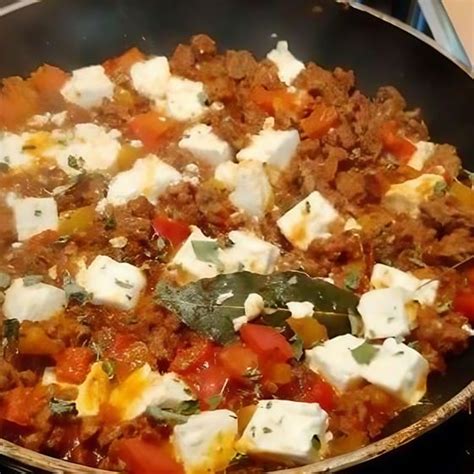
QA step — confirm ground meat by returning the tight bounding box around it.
[225,50,258,80]
[336,170,367,203]
[421,195,474,230]
[425,228,474,264]
[374,86,406,119]
[191,34,217,58]
[55,174,108,212]
[169,44,196,77]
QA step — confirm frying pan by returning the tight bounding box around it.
[0,0,473,472]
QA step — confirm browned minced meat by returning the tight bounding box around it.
[0,33,472,473]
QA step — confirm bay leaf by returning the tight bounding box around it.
[155,271,360,345]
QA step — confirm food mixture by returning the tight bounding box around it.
[0,34,473,473]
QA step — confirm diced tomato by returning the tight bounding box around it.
[190,365,229,408]
[240,324,293,362]
[453,291,474,321]
[55,347,94,384]
[379,120,417,162]
[300,102,339,139]
[170,339,216,374]
[152,215,191,248]
[117,438,184,474]
[218,343,259,380]
[29,64,68,102]
[300,378,336,411]
[108,333,138,356]
[128,111,174,151]
[1,386,46,426]
[103,47,145,77]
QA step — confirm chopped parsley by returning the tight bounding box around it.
[34,209,42,217]
[102,360,115,379]
[115,279,133,289]
[49,398,78,416]
[22,144,36,151]
[311,434,321,451]
[304,201,311,214]
[262,427,272,434]
[63,272,91,304]
[67,155,85,171]
[243,367,262,382]
[175,400,200,416]
[146,406,190,425]
[104,214,117,231]
[350,341,379,365]
[344,270,360,291]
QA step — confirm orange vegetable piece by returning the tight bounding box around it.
[1,385,46,426]
[18,324,63,355]
[450,181,474,209]
[117,143,145,171]
[287,317,328,348]
[55,347,94,384]
[58,206,95,236]
[264,362,293,385]
[250,86,296,114]
[237,404,257,434]
[103,47,145,77]
[29,64,68,101]
[128,111,174,151]
[0,77,40,129]
[300,102,339,139]
[379,120,417,162]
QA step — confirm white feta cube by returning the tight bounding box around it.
[61,65,114,109]
[12,197,58,241]
[78,255,146,310]
[237,127,300,170]
[358,287,416,339]
[287,301,314,319]
[407,141,436,171]
[148,372,195,410]
[173,410,238,474]
[166,76,208,121]
[130,56,171,101]
[76,362,111,417]
[179,124,233,167]
[305,334,365,392]
[383,174,445,218]
[221,230,280,275]
[46,123,122,175]
[277,191,340,250]
[371,263,439,306]
[3,278,66,322]
[236,399,329,464]
[266,41,305,86]
[170,226,220,283]
[103,154,182,207]
[0,132,35,169]
[361,338,429,405]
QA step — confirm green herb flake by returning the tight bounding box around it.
[49,398,78,416]
[207,394,223,410]
[351,341,379,365]
[175,399,200,416]
[394,351,405,356]
[102,360,115,379]
[243,367,262,382]
[63,272,91,305]
[3,319,19,344]
[0,272,11,290]
[262,427,272,434]
[115,279,133,289]
[191,240,224,271]
[344,271,360,291]
[22,275,43,287]
[311,434,321,451]
[0,162,10,173]
[304,201,311,214]
[265,401,272,409]
[34,209,42,217]
[104,214,117,231]
[146,406,189,425]
[67,155,85,171]
[433,180,447,197]
[291,335,304,360]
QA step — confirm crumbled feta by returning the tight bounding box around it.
[170,226,220,283]
[46,123,122,175]
[130,56,171,102]
[42,367,75,388]
[215,160,273,217]
[244,293,265,319]
[61,65,114,109]
[28,111,67,128]
[267,41,305,86]
[237,127,300,170]
[0,132,35,169]
[232,316,249,332]
[236,399,329,463]
[77,255,146,310]
[3,278,66,322]
[166,76,208,121]
[102,154,181,208]
[305,334,365,392]
[371,263,439,306]
[462,324,474,336]
[179,124,233,167]
[344,217,362,232]
[358,287,416,339]
[182,163,200,186]
[109,236,128,248]
[76,362,111,417]
[11,197,58,241]
[221,230,280,275]
[360,338,429,405]
[383,174,445,218]
[277,191,340,250]
[148,372,195,410]
[407,141,436,171]
[51,111,68,127]
[173,410,238,474]
[287,301,314,319]
[216,291,234,305]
